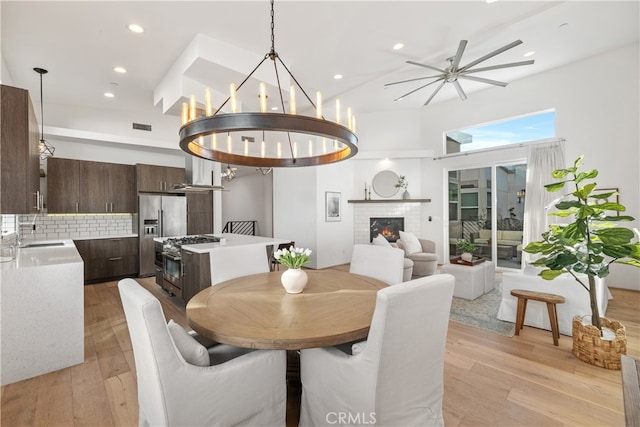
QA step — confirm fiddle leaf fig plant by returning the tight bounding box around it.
[524,156,640,332]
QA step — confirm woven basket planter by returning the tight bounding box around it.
[572,315,627,370]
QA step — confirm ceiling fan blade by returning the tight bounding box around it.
[461,60,535,74]
[457,74,508,87]
[384,74,443,87]
[423,81,446,106]
[406,60,446,73]
[450,40,468,70]
[459,40,523,72]
[394,78,444,101]
[453,81,467,101]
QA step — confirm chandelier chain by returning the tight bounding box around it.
[270,0,275,55]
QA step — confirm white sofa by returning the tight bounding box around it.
[473,229,522,246]
[497,266,611,336]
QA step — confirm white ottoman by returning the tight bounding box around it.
[441,261,495,300]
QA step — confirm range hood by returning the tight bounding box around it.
[172,156,225,191]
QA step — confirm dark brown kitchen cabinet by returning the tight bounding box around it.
[79,161,135,213]
[135,164,185,192]
[47,158,80,213]
[74,237,138,283]
[79,161,109,213]
[181,249,211,303]
[186,191,213,235]
[0,84,41,214]
[48,158,135,213]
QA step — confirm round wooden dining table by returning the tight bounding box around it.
[186,269,387,350]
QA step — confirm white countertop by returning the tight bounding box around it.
[0,240,83,270]
[72,234,138,241]
[158,233,292,254]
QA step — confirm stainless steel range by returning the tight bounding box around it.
[154,235,220,297]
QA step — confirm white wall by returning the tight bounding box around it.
[44,138,185,167]
[272,160,355,269]
[315,161,355,268]
[409,42,639,290]
[221,172,273,237]
[273,167,319,267]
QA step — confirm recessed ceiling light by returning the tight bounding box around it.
[113,66,127,74]
[128,24,144,34]
[271,106,278,111]
[523,51,535,57]
[393,43,404,50]
[333,74,343,80]
[104,92,115,98]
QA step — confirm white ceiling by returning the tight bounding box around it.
[2,1,638,127]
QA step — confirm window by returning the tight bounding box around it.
[445,110,555,155]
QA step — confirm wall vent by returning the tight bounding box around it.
[132,122,152,132]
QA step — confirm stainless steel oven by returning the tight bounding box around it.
[162,252,182,297]
[154,235,220,299]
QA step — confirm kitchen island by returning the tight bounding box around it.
[155,233,293,302]
[180,233,292,253]
[0,240,84,385]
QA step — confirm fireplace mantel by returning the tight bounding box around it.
[348,199,431,203]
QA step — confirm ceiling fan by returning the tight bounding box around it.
[385,40,535,106]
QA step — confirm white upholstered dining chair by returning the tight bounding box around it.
[209,243,270,286]
[118,278,286,426]
[299,274,455,427]
[349,243,405,286]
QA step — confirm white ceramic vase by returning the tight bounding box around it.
[281,268,308,294]
[461,252,474,262]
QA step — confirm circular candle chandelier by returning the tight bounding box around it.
[179,0,358,167]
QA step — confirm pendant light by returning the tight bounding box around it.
[178,0,358,167]
[34,67,55,160]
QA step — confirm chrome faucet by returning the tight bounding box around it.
[15,214,38,248]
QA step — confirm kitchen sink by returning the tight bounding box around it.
[20,242,65,248]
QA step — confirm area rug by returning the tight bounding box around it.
[449,286,515,337]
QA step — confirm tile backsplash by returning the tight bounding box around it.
[13,213,134,241]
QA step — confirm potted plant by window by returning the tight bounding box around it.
[456,238,477,262]
[395,175,409,199]
[524,156,640,369]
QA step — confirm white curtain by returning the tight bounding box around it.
[522,142,565,265]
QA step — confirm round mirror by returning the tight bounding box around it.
[372,170,399,198]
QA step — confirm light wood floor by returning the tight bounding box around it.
[2,272,638,426]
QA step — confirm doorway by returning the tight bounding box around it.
[448,163,526,269]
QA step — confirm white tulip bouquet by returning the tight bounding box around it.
[274,246,312,269]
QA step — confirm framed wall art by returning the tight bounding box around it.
[325,191,341,222]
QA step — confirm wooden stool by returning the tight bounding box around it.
[510,289,565,346]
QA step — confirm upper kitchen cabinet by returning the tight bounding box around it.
[136,164,185,192]
[79,161,135,213]
[0,85,41,214]
[186,191,213,235]
[48,158,135,213]
[47,158,80,213]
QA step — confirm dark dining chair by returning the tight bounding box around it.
[271,241,295,271]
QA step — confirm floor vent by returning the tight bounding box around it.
[133,122,152,131]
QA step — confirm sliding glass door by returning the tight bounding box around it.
[448,163,526,269]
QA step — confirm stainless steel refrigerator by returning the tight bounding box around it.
[138,193,187,276]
